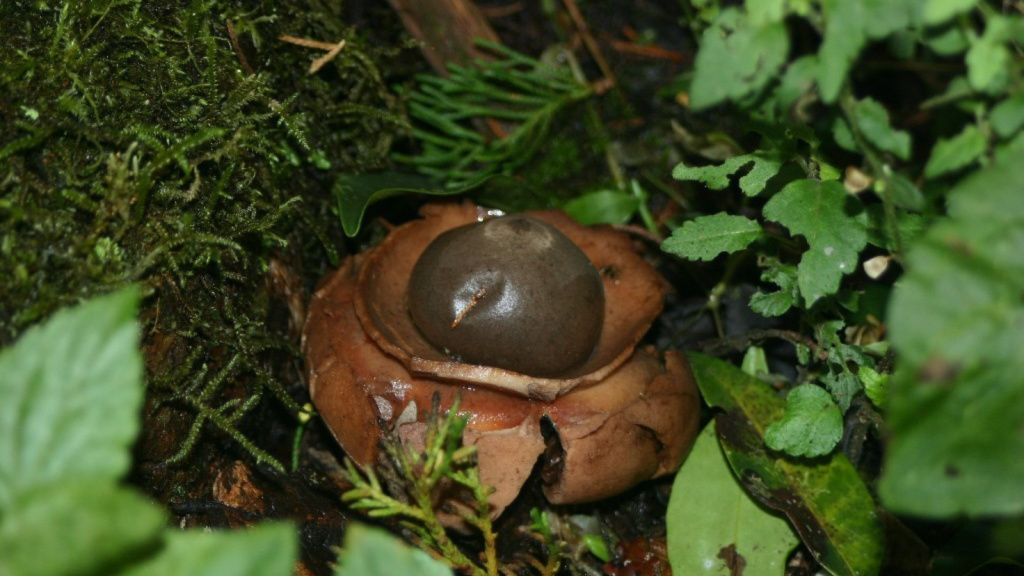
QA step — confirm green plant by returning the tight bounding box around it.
[659,0,1024,574]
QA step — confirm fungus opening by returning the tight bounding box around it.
[407,215,605,378]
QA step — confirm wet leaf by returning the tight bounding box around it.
[333,172,471,236]
[672,149,785,196]
[763,179,868,306]
[667,425,799,576]
[0,287,141,511]
[689,353,884,576]
[765,385,843,457]
[882,150,1024,517]
[662,214,762,261]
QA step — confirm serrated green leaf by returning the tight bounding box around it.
[562,190,640,225]
[689,354,884,576]
[335,524,453,576]
[859,367,889,409]
[763,179,868,306]
[334,172,473,236]
[0,287,141,511]
[821,370,862,413]
[990,93,1024,139]
[667,425,799,576]
[924,124,988,177]
[662,214,762,261]
[853,98,912,160]
[883,148,1024,517]
[924,0,977,25]
[672,150,785,196]
[690,9,790,109]
[817,0,921,101]
[0,482,166,576]
[765,385,843,458]
[966,16,1012,92]
[121,522,297,576]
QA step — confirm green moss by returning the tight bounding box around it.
[0,0,409,469]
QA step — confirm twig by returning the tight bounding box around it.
[694,328,823,359]
[226,20,254,74]
[560,0,627,106]
[278,34,347,74]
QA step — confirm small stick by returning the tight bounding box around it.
[560,0,624,103]
[226,20,254,74]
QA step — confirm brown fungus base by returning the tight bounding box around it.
[302,203,701,517]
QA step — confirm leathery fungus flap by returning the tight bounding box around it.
[302,203,701,518]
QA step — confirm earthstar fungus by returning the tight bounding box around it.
[303,202,700,517]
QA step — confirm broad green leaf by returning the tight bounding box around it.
[662,214,762,261]
[924,0,977,25]
[672,150,785,196]
[690,9,790,109]
[990,93,1024,139]
[821,370,862,413]
[0,481,165,576]
[853,98,912,160]
[924,124,987,177]
[922,23,971,55]
[667,425,799,576]
[883,150,1024,517]
[832,116,857,152]
[335,524,453,576]
[966,16,1012,92]
[562,190,639,225]
[121,522,297,576]
[746,0,787,26]
[0,287,141,511]
[333,172,471,236]
[689,353,884,576]
[750,262,799,317]
[817,0,921,101]
[765,385,843,457]
[763,180,868,306]
[773,56,820,115]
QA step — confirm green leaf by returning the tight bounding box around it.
[689,353,885,576]
[0,287,141,511]
[817,0,921,101]
[865,205,928,251]
[662,214,762,261]
[832,116,857,152]
[762,179,868,306]
[821,370,862,413]
[672,150,785,196]
[853,98,912,160]
[880,170,926,212]
[990,93,1024,139]
[882,149,1024,517]
[859,366,889,409]
[562,190,640,225]
[966,16,1012,92]
[742,346,770,377]
[765,385,843,457]
[750,262,799,317]
[924,124,988,178]
[0,481,165,576]
[690,9,790,109]
[333,172,472,236]
[121,523,297,576]
[667,425,799,576]
[924,0,977,25]
[335,524,453,576]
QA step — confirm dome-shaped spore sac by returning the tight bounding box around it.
[408,215,605,377]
